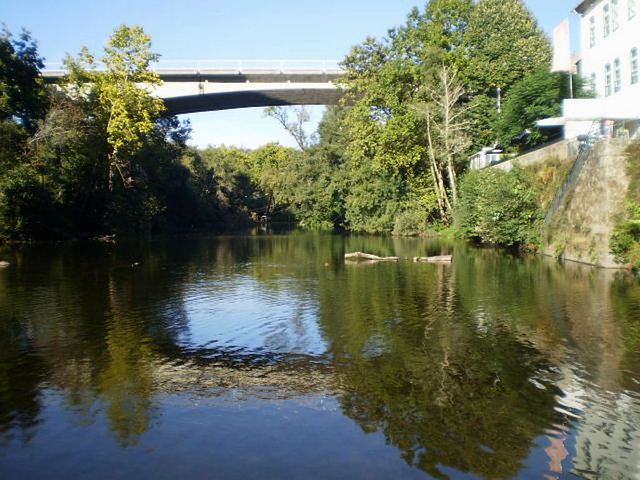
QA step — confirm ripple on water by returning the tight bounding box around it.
[552,361,640,479]
[172,275,328,359]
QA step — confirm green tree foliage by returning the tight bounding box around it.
[52,25,215,237]
[462,0,551,147]
[611,142,640,268]
[29,89,111,234]
[499,69,589,149]
[0,0,565,242]
[65,25,165,188]
[0,27,49,186]
[463,0,551,95]
[0,28,53,239]
[457,167,541,247]
[0,163,57,239]
[196,145,266,227]
[0,26,236,240]
[0,28,48,135]
[253,107,350,230]
[264,106,313,151]
[338,0,477,230]
[335,0,553,233]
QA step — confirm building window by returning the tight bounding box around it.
[604,4,611,37]
[630,0,637,19]
[605,63,612,96]
[612,0,619,30]
[632,48,639,84]
[614,58,621,92]
[590,73,597,92]
[589,16,596,47]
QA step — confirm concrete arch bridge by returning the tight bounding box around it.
[42,60,346,114]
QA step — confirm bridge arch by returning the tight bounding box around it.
[164,88,344,114]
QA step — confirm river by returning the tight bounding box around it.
[0,233,639,479]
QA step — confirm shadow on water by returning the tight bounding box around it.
[0,233,638,478]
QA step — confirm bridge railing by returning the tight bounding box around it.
[42,59,344,75]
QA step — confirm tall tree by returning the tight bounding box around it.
[65,25,165,188]
[461,0,551,148]
[463,0,551,96]
[414,65,471,218]
[0,28,48,134]
[0,28,49,174]
[338,0,477,229]
[0,28,54,239]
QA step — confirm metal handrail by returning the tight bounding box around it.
[542,120,602,228]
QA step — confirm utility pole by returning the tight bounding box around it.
[569,71,574,99]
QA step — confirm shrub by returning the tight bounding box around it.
[0,163,58,240]
[393,209,429,236]
[610,142,640,268]
[456,166,541,247]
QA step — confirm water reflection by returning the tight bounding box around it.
[0,234,638,478]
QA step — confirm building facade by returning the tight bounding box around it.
[576,0,639,100]
[538,1,640,140]
[569,0,640,138]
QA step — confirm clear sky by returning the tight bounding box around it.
[3,0,580,149]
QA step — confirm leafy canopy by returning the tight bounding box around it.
[65,25,165,160]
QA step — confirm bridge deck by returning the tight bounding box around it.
[40,61,347,112]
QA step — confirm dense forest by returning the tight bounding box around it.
[0,0,587,244]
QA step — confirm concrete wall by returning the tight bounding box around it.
[493,139,578,171]
[542,138,631,267]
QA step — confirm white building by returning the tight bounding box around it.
[539,0,640,139]
[577,0,639,100]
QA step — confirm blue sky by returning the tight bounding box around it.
[3,0,580,149]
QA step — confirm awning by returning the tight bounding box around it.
[536,117,566,127]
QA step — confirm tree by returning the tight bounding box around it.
[65,25,165,188]
[423,0,474,53]
[0,28,49,175]
[0,28,54,239]
[463,0,551,96]
[0,27,48,134]
[415,65,472,216]
[264,106,314,151]
[499,69,589,150]
[460,0,552,149]
[338,1,477,229]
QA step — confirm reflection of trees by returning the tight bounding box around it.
[455,248,638,390]
[316,252,562,479]
[0,316,47,438]
[0,235,344,445]
[0,240,194,445]
[97,275,157,447]
[1,233,639,476]
[99,319,155,447]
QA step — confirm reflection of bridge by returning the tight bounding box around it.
[42,60,346,114]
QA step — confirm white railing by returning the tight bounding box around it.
[42,59,344,75]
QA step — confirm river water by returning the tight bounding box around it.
[0,233,639,479]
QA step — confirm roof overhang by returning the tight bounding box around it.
[537,117,566,128]
[574,0,600,15]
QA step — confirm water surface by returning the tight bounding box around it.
[1,233,639,479]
